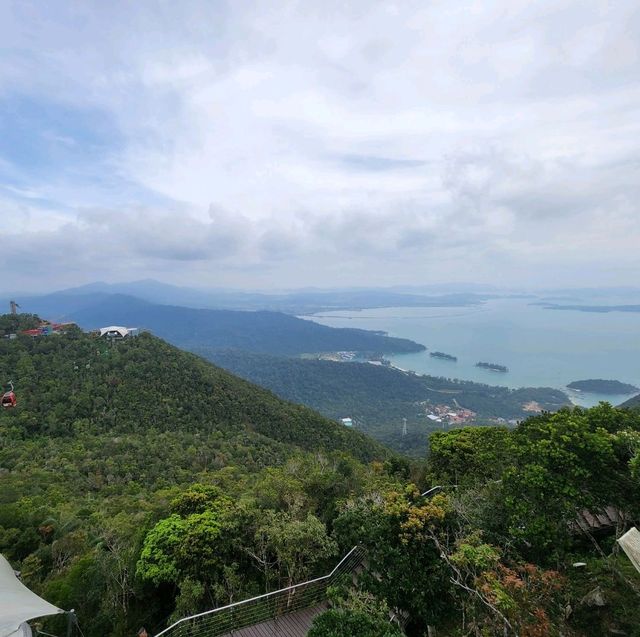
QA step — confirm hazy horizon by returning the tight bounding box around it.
[4,277,640,300]
[2,1,639,290]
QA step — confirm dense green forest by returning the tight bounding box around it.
[206,349,570,455]
[308,404,640,636]
[0,317,407,636]
[567,379,639,394]
[2,316,640,636]
[25,293,425,356]
[0,324,387,462]
[621,393,640,409]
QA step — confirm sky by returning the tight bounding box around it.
[1,0,639,292]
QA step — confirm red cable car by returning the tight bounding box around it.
[2,382,16,409]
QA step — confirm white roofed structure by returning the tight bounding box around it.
[99,326,139,338]
[0,554,65,637]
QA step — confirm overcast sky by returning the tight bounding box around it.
[1,1,639,292]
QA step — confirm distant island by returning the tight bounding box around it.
[476,361,509,372]
[567,379,639,394]
[536,302,640,314]
[430,351,457,361]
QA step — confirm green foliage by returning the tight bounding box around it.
[565,555,640,636]
[318,406,640,636]
[503,406,639,560]
[428,426,512,485]
[426,405,640,563]
[256,511,338,586]
[0,313,41,335]
[333,488,455,630]
[450,533,501,574]
[620,392,640,409]
[207,349,570,456]
[622,430,640,484]
[0,320,400,637]
[0,327,387,460]
[171,484,227,516]
[567,379,639,394]
[170,577,206,624]
[4,313,640,637]
[319,583,405,636]
[138,514,196,585]
[308,609,403,637]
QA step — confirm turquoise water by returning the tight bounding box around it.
[307,298,640,408]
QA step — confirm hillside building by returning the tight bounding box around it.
[21,322,77,337]
[99,326,139,339]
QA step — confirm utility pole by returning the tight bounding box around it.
[402,417,407,437]
[66,610,77,637]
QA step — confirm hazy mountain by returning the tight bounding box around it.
[5,280,490,315]
[38,293,426,356]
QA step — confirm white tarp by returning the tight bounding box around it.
[0,554,64,637]
[618,526,640,574]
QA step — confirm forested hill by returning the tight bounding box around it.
[0,318,404,637]
[621,392,640,409]
[0,325,387,464]
[3,318,640,636]
[207,349,570,455]
[24,293,425,356]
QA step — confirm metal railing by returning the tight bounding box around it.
[155,545,365,637]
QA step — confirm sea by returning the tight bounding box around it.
[306,297,640,408]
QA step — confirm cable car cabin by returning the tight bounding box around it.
[1,390,16,408]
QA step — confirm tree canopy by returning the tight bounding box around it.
[3,315,640,637]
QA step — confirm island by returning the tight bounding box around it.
[476,361,509,372]
[430,351,457,361]
[567,379,639,394]
[536,302,640,313]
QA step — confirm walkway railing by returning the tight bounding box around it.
[155,545,365,637]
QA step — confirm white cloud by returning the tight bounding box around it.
[0,0,639,289]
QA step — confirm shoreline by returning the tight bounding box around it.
[307,299,640,408]
[386,358,640,408]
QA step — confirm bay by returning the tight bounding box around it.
[307,297,640,408]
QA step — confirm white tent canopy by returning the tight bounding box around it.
[618,526,640,574]
[0,554,64,637]
[99,326,138,338]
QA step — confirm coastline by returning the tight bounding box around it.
[307,299,640,409]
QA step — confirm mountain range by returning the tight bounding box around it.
[6,291,425,357]
[3,279,489,315]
